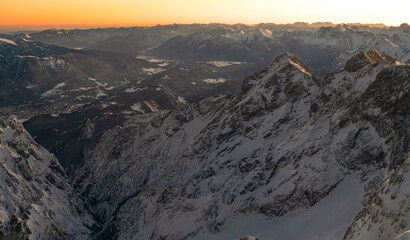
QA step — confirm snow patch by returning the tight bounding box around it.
[162,75,172,80]
[177,96,187,105]
[124,87,146,93]
[40,82,66,98]
[77,87,94,91]
[130,103,144,113]
[18,55,40,59]
[143,100,159,112]
[0,38,17,45]
[221,33,232,38]
[203,78,227,84]
[288,59,311,76]
[207,61,243,67]
[142,68,165,75]
[259,29,274,39]
[105,86,116,90]
[158,63,170,67]
[96,90,107,98]
[25,84,37,89]
[136,56,171,64]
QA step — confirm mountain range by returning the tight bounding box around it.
[1,49,409,239]
[0,23,409,239]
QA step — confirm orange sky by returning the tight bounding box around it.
[1,0,409,28]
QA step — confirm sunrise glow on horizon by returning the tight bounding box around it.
[1,0,409,29]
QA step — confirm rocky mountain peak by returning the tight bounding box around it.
[344,50,399,72]
[275,52,311,74]
[391,23,410,33]
[316,25,351,38]
[238,52,318,120]
[241,52,312,94]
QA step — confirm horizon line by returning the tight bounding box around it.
[0,21,408,32]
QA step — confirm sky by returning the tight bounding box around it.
[0,0,409,29]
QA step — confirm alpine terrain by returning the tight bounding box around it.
[71,50,409,240]
[0,23,409,240]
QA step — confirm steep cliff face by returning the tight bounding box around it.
[73,51,409,239]
[0,116,95,239]
[344,156,410,240]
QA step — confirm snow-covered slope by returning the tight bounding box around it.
[342,58,410,239]
[344,156,410,240]
[74,51,409,239]
[331,32,410,71]
[0,116,94,239]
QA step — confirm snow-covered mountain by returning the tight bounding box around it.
[0,116,95,239]
[331,34,410,71]
[0,36,257,174]
[0,49,408,239]
[70,50,409,239]
[27,23,410,77]
[2,21,410,240]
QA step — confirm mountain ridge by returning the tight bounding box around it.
[0,50,408,239]
[72,50,409,239]
[0,116,95,239]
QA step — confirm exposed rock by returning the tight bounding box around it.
[0,116,95,239]
[73,52,409,239]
